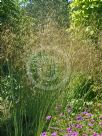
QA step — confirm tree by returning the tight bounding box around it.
[26,0,69,28]
[70,0,102,27]
[0,0,21,31]
[69,0,102,44]
[0,0,35,76]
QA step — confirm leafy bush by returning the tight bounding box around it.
[68,74,97,101]
[69,0,102,45]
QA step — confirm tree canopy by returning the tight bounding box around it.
[0,0,21,30]
[26,0,69,27]
[69,0,102,44]
[70,0,102,30]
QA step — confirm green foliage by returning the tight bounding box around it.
[0,54,64,136]
[0,0,102,135]
[47,108,102,135]
[70,0,102,28]
[0,0,20,30]
[70,0,102,42]
[68,74,96,101]
[26,0,69,27]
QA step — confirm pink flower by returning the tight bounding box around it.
[82,111,93,118]
[91,119,95,122]
[83,111,88,114]
[41,132,47,136]
[46,116,52,120]
[88,123,93,126]
[67,127,72,133]
[93,132,99,136]
[75,124,83,129]
[99,122,102,125]
[51,132,57,136]
[76,115,83,120]
[71,131,79,136]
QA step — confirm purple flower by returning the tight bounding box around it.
[46,115,52,120]
[82,111,88,115]
[92,132,99,136]
[71,131,78,136]
[76,115,83,120]
[41,132,47,136]
[83,112,93,118]
[88,123,93,126]
[51,132,57,136]
[75,124,83,129]
[99,122,102,125]
[91,119,95,122]
[67,127,72,133]
[87,113,93,117]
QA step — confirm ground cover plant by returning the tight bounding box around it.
[42,109,102,136]
[0,0,102,136]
